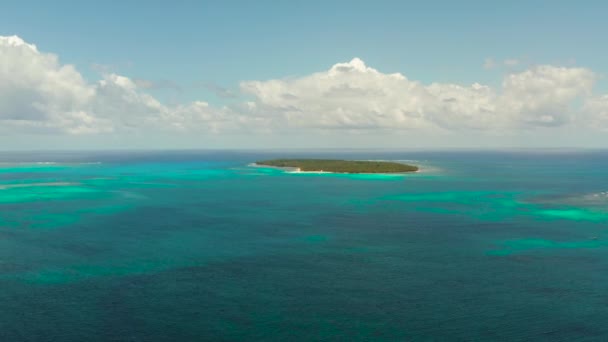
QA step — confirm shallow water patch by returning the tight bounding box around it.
[488,238,605,256]
[0,184,100,204]
[535,208,608,222]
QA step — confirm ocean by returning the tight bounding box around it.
[1,150,608,341]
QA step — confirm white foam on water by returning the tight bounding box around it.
[0,182,76,190]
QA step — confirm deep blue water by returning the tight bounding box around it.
[1,150,608,341]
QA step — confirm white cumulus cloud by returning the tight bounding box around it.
[0,35,103,134]
[1,35,608,144]
[242,58,599,131]
[584,95,608,130]
[0,35,250,135]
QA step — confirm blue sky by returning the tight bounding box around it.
[1,1,607,149]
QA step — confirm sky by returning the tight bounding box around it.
[1,0,608,149]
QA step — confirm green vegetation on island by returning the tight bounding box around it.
[255,159,419,173]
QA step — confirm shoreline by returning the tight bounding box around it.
[250,162,422,175]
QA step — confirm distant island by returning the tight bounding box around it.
[255,159,419,173]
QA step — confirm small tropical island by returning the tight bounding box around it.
[255,159,419,173]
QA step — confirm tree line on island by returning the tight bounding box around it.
[255,159,419,173]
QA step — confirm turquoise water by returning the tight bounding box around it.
[2,150,608,341]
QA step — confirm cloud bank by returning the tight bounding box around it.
[241,58,597,131]
[1,35,607,145]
